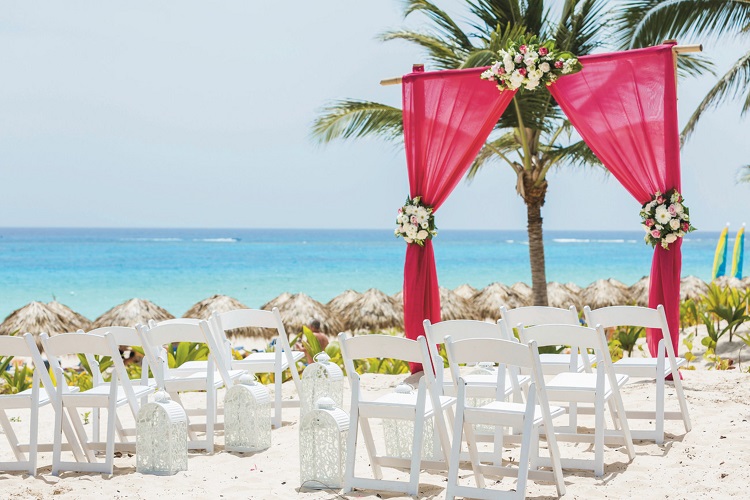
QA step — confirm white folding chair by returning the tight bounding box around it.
[208,308,304,429]
[338,333,455,496]
[136,319,243,453]
[41,332,154,475]
[499,305,595,374]
[519,324,635,477]
[444,336,566,500]
[0,333,62,475]
[584,304,691,443]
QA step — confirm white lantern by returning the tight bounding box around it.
[224,374,271,452]
[382,384,438,461]
[299,397,349,490]
[466,362,497,434]
[136,391,188,476]
[300,352,344,418]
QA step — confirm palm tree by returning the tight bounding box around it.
[312,0,608,306]
[616,1,750,141]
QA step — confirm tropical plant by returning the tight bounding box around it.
[0,362,33,395]
[613,325,644,357]
[701,284,750,343]
[167,342,209,369]
[312,0,612,306]
[617,0,750,140]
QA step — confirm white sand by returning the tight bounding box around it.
[0,362,748,499]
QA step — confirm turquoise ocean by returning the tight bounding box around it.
[0,228,731,321]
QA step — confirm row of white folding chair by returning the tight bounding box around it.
[40,331,155,475]
[444,336,566,500]
[338,332,455,497]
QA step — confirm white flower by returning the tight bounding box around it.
[539,62,551,73]
[669,219,680,230]
[671,192,680,203]
[504,61,515,74]
[514,54,523,63]
[677,231,685,237]
[673,202,684,214]
[642,224,651,233]
[525,80,540,90]
[655,224,663,230]
[655,207,671,224]
[404,237,413,244]
[664,234,678,243]
[524,57,537,68]
[661,240,669,249]
[417,230,428,240]
[420,221,428,229]
[481,68,494,79]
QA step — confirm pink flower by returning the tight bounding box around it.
[519,45,527,54]
[539,47,549,56]
[645,218,655,227]
[651,230,661,238]
[398,208,402,214]
[554,60,564,69]
[682,222,690,232]
[498,67,506,74]
[656,195,665,204]
[518,67,527,76]
[410,216,418,224]
[668,204,677,216]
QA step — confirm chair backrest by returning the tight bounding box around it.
[423,319,504,388]
[0,334,51,401]
[210,308,288,367]
[84,326,142,347]
[519,324,604,353]
[338,333,438,392]
[136,319,218,386]
[499,305,579,339]
[584,304,673,357]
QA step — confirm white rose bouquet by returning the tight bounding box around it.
[480,35,582,92]
[395,196,437,246]
[640,189,696,250]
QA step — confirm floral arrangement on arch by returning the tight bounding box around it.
[480,36,582,91]
[640,189,696,249]
[395,196,437,246]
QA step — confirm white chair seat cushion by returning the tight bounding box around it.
[164,370,244,392]
[539,353,596,371]
[473,400,566,426]
[3,385,80,408]
[359,392,455,419]
[231,351,305,373]
[614,356,687,377]
[443,373,530,398]
[546,372,629,400]
[63,384,153,407]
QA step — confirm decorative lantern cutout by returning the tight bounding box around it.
[382,384,438,461]
[466,362,497,433]
[299,397,349,490]
[224,374,272,453]
[136,391,188,476]
[300,352,344,418]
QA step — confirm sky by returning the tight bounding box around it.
[0,1,748,232]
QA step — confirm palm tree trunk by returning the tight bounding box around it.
[522,176,549,306]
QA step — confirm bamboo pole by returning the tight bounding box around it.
[380,44,703,86]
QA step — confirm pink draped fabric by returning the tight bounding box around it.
[549,43,682,356]
[402,67,516,372]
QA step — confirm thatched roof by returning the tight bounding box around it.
[453,284,478,300]
[547,282,582,309]
[46,301,92,332]
[391,291,403,306]
[92,298,174,329]
[0,301,82,339]
[580,279,632,309]
[510,282,533,307]
[713,276,746,290]
[343,288,403,332]
[269,293,344,337]
[473,282,526,320]
[439,287,481,321]
[182,295,260,338]
[327,290,361,318]
[680,275,709,301]
[564,282,582,293]
[261,292,293,311]
[628,276,650,307]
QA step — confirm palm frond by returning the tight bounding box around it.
[676,53,716,78]
[310,100,403,144]
[461,23,529,68]
[401,0,474,51]
[548,138,603,169]
[682,49,750,140]
[467,132,522,179]
[380,30,466,69]
[616,0,750,49]
[738,165,750,183]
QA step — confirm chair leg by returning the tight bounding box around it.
[594,395,605,477]
[52,402,64,476]
[206,388,216,454]
[0,412,25,462]
[104,404,117,476]
[342,393,360,494]
[359,417,381,479]
[671,365,692,432]
[273,367,283,429]
[515,410,536,500]
[446,393,466,500]
[29,403,39,475]
[656,374,665,445]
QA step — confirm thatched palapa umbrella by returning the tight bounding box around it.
[343,288,403,333]
[473,282,525,320]
[453,284,478,300]
[92,298,174,329]
[713,276,746,290]
[680,275,709,301]
[628,276,650,307]
[0,302,83,342]
[510,282,533,307]
[580,279,632,309]
[326,290,362,318]
[439,287,481,321]
[46,301,92,332]
[182,294,257,338]
[261,292,293,311]
[546,282,582,309]
[269,293,344,337]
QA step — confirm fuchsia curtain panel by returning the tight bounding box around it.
[548,43,682,357]
[401,67,516,371]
